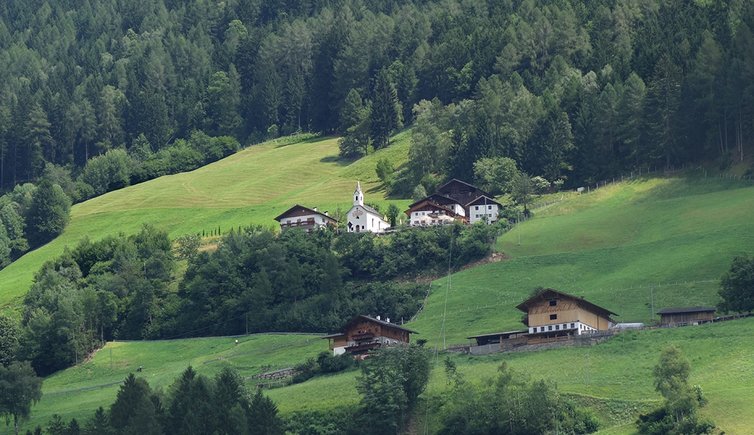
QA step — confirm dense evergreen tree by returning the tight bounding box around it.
[370,69,402,150]
[24,180,71,248]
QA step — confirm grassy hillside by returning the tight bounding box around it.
[0,133,412,311]
[25,333,324,430]
[20,176,754,434]
[409,177,754,345]
[267,317,754,435]
[24,318,754,434]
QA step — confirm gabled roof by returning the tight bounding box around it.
[436,179,494,198]
[406,193,463,210]
[274,204,338,222]
[346,315,419,334]
[352,203,387,219]
[404,198,461,217]
[656,306,716,315]
[516,288,618,318]
[465,195,502,207]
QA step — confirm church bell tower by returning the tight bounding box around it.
[354,181,364,206]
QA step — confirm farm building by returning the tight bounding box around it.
[274,204,337,232]
[467,330,528,346]
[346,182,390,233]
[405,179,501,227]
[517,289,617,338]
[656,307,716,327]
[322,315,417,357]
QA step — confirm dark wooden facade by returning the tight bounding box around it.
[323,315,417,357]
[436,179,493,206]
[657,307,716,326]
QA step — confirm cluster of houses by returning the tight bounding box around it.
[272,180,721,358]
[274,179,502,233]
[322,288,719,358]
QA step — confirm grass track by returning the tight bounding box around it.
[0,133,411,311]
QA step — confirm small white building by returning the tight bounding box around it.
[467,195,501,224]
[275,204,338,232]
[347,182,390,233]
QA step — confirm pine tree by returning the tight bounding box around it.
[646,55,682,167]
[248,389,282,435]
[370,69,402,150]
[23,105,52,180]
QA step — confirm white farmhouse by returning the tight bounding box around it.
[347,182,390,233]
[275,204,338,232]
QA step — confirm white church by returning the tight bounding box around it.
[347,182,391,233]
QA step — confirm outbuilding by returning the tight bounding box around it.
[656,307,716,327]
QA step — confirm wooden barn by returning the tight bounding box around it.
[656,307,716,327]
[467,330,529,346]
[322,315,417,358]
[516,289,617,339]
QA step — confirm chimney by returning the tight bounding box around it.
[324,211,329,216]
[313,207,318,212]
[376,315,381,321]
[386,317,390,323]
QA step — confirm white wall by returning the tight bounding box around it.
[347,206,389,233]
[468,204,499,224]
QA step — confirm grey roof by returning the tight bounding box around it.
[360,204,383,216]
[656,306,716,315]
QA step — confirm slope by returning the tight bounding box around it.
[0,133,411,311]
[21,176,754,434]
[409,177,754,345]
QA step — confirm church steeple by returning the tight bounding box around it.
[354,181,364,206]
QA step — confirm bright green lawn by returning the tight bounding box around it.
[408,177,754,345]
[0,132,412,311]
[267,318,754,435]
[22,333,325,431]
[16,176,754,433]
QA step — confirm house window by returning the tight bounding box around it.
[549,299,557,306]
[570,323,575,328]
[475,206,479,210]
[550,314,557,320]
[488,205,492,210]
[540,327,545,332]
[548,325,553,331]
[555,325,560,330]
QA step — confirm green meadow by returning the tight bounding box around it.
[8,132,754,433]
[410,177,754,345]
[24,318,754,433]
[0,133,411,311]
[23,333,325,431]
